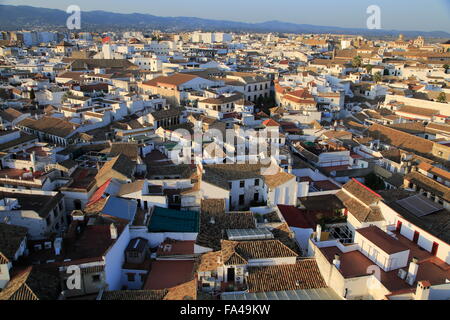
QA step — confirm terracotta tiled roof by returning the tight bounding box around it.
[117,180,145,196]
[220,239,298,265]
[96,154,135,184]
[142,73,199,87]
[196,251,222,272]
[263,171,296,189]
[262,119,280,127]
[17,116,79,138]
[0,223,28,261]
[0,266,61,300]
[336,189,383,223]
[405,171,450,202]
[322,130,352,140]
[342,179,382,206]
[196,211,256,251]
[0,107,23,122]
[246,259,327,293]
[368,123,434,156]
[396,105,438,117]
[200,199,225,214]
[107,142,139,161]
[102,278,197,300]
[101,289,167,300]
[417,162,450,181]
[200,93,243,105]
[271,222,301,254]
[163,279,197,300]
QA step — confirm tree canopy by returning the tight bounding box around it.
[364,172,386,191]
[352,55,362,68]
[437,92,447,103]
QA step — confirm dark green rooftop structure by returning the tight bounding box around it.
[148,207,200,233]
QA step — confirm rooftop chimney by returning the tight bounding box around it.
[315,224,322,242]
[415,280,431,300]
[406,257,419,285]
[110,223,118,240]
[30,151,36,165]
[333,254,341,269]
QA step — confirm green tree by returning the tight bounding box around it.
[29,88,35,100]
[364,172,386,191]
[373,72,383,83]
[61,91,70,103]
[352,55,362,68]
[443,64,449,72]
[256,95,264,108]
[437,92,447,103]
[365,64,373,73]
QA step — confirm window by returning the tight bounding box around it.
[240,181,245,188]
[253,193,259,201]
[127,273,135,282]
[92,275,101,282]
[239,194,245,205]
[255,179,259,186]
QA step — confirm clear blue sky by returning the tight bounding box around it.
[1,0,449,32]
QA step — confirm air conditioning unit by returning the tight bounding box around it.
[397,269,407,280]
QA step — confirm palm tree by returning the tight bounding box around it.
[373,72,383,83]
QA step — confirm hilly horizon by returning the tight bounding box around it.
[0,4,449,38]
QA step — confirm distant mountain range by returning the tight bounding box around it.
[0,4,449,38]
